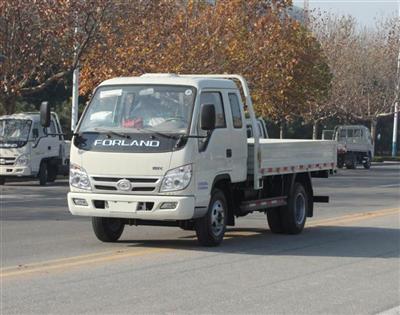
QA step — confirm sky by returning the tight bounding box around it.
[293,0,399,28]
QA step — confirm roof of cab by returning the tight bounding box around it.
[0,112,40,121]
[98,73,238,90]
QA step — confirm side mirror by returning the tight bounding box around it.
[200,104,216,131]
[40,101,51,128]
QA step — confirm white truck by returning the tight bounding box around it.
[0,110,70,185]
[322,125,374,169]
[52,74,336,246]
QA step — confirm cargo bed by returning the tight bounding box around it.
[247,138,337,176]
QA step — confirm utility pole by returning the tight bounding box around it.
[71,12,79,132]
[303,0,309,27]
[392,3,400,157]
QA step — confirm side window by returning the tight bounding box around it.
[347,129,354,138]
[354,129,361,138]
[228,93,243,128]
[32,122,39,140]
[199,92,226,128]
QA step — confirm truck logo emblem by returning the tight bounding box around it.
[94,139,160,147]
[116,179,132,191]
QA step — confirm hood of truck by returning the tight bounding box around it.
[77,150,172,177]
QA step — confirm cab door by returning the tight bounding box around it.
[31,118,60,174]
[195,91,232,202]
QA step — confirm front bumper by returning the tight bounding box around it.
[0,165,32,177]
[68,192,198,220]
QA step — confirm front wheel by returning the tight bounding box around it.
[195,189,227,246]
[0,177,5,185]
[92,217,125,242]
[38,161,48,186]
[47,164,58,182]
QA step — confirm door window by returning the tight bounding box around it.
[199,92,226,128]
[228,93,243,128]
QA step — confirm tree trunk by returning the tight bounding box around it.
[312,121,318,140]
[370,119,377,145]
[1,95,17,115]
[279,121,284,139]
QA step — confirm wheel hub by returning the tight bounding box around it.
[295,193,306,225]
[210,200,225,236]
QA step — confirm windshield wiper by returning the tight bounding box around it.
[136,128,180,140]
[92,128,131,139]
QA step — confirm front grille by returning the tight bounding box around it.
[0,157,16,166]
[91,176,160,194]
[92,177,158,183]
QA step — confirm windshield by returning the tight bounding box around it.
[0,119,32,142]
[78,85,196,134]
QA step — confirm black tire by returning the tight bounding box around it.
[280,183,309,234]
[195,189,227,246]
[92,217,125,242]
[363,153,371,169]
[337,156,344,169]
[345,154,356,169]
[0,177,5,185]
[47,164,58,182]
[267,207,285,233]
[38,161,48,186]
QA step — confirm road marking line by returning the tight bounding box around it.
[376,184,400,188]
[1,207,398,279]
[307,208,399,227]
[1,248,168,278]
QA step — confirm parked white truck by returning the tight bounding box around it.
[322,125,374,169]
[52,74,336,246]
[0,111,69,185]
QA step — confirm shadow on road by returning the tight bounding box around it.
[119,225,400,259]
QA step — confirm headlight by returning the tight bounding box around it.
[70,163,91,191]
[160,164,192,192]
[15,154,29,166]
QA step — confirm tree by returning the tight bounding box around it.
[312,13,399,142]
[0,0,111,114]
[80,0,329,139]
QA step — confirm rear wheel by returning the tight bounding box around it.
[267,207,285,233]
[92,217,125,242]
[195,189,227,246]
[280,183,309,234]
[38,161,48,186]
[345,153,356,169]
[363,153,371,169]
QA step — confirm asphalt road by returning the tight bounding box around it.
[1,164,399,314]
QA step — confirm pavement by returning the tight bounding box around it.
[1,165,399,314]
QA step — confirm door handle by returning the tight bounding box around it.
[226,149,232,158]
[48,146,51,150]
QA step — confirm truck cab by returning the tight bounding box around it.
[0,112,69,185]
